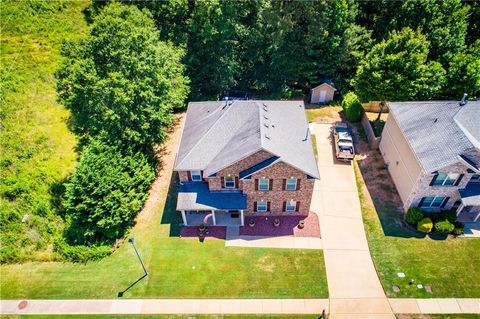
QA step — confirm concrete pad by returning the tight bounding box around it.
[437,298,462,313]
[388,298,420,314]
[304,299,329,314]
[320,216,369,250]
[225,235,322,250]
[260,299,283,314]
[280,299,306,313]
[321,191,362,219]
[457,298,480,313]
[316,167,357,192]
[142,299,185,314]
[110,300,143,314]
[324,250,386,299]
[332,314,396,319]
[416,299,441,314]
[330,298,393,314]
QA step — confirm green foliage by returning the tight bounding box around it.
[453,226,464,236]
[54,238,111,263]
[353,28,446,102]
[341,92,363,122]
[55,2,189,146]
[63,138,155,245]
[417,217,433,233]
[447,39,480,99]
[0,0,88,263]
[435,219,455,234]
[406,207,424,225]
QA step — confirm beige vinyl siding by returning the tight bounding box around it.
[379,112,422,206]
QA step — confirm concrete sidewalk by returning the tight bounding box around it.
[0,299,329,315]
[225,234,323,249]
[309,123,395,318]
[389,298,480,314]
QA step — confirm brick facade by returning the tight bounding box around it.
[177,150,314,216]
[407,152,480,210]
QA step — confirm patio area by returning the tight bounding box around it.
[183,211,243,227]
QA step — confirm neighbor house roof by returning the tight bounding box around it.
[388,101,480,173]
[177,182,247,211]
[174,100,320,179]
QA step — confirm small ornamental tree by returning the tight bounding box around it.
[63,138,155,245]
[435,219,455,234]
[342,92,363,122]
[417,218,433,233]
[405,207,424,225]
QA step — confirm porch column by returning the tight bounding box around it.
[240,210,244,226]
[211,210,217,226]
[181,210,188,226]
[456,204,464,216]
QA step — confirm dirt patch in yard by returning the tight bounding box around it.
[306,106,343,124]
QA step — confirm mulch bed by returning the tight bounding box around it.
[239,213,320,237]
[180,226,227,239]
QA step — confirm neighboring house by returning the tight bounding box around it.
[379,100,480,222]
[310,82,336,104]
[174,100,320,227]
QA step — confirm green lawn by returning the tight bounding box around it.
[354,157,480,298]
[1,173,328,299]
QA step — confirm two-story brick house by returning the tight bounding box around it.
[379,99,480,222]
[174,100,320,227]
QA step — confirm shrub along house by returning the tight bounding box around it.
[379,99,480,222]
[173,100,320,227]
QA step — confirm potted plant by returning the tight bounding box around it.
[298,220,305,229]
[249,218,255,227]
[273,218,281,227]
[199,223,206,231]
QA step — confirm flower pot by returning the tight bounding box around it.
[248,219,255,227]
[298,220,305,229]
[273,218,281,227]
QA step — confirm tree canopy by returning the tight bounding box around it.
[56,3,189,147]
[353,28,446,102]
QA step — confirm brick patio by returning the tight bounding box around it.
[239,213,320,237]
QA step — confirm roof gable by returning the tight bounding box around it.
[312,82,336,91]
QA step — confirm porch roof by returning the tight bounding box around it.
[177,182,247,211]
[459,183,480,206]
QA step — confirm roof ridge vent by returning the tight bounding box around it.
[264,122,269,128]
[264,114,269,119]
[265,133,270,139]
[263,103,268,111]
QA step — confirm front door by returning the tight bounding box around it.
[319,90,327,103]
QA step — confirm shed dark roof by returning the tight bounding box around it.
[388,101,480,173]
[176,182,247,211]
[174,100,320,179]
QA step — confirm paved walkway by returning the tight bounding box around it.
[462,221,480,238]
[0,299,329,315]
[309,123,395,318]
[389,298,480,314]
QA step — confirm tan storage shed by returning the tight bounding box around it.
[310,82,336,104]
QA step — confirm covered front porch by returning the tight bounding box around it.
[177,182,247,227]
[457,183,480,222]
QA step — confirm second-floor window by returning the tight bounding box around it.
[286,178,297,191]
[257,200,268,212]
[431,173,460,186]
[224,175,235,188]
[285,200,296,212]
[191,170,202,181]
[258,178,269,191]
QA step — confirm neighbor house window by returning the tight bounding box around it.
[191,170,202,181]
[257,200,267,212]
[224,175,235,188]
[286,178,297,191]
[286,200,296,212]
[420,196,447,208]
[432,173,460,186]
[258,178,269,191]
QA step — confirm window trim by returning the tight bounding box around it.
[224,175,235,188]
[286,177,297,191]
[432,172,460,186]
[190,170,202,181]
[258,178,269,191]
[257,200,267,212]
[285,200,296,212]
[420,196,446,208]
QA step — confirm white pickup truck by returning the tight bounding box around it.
[333,123,355,161]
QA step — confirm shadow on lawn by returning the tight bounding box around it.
[160,171,183,237]
[353,123,427,239]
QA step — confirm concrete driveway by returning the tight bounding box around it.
[309,123,395,318]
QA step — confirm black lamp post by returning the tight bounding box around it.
[128,237,148,276]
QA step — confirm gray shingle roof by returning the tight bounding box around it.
[454,101,480,149]
[177,182,247,211]
[388,101,480,173]
[174,100,320,179]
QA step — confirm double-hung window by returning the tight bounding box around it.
[258,178,269,191]
[286,178,297,191]
[432,173,460,186]
[420,196,446,208]
[224,175,235,188]
[257,200,267,212]
[191,170,202,181]
[285,200,296,212]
